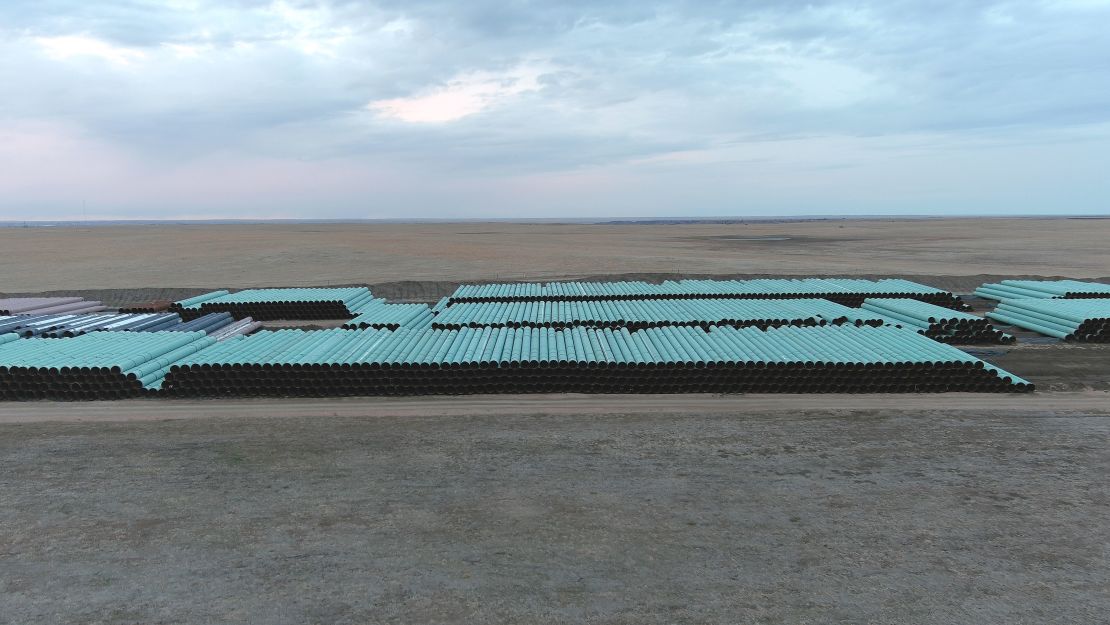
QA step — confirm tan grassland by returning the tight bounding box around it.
[2,217,1108,291]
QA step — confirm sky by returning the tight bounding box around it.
[0,0,1108,220]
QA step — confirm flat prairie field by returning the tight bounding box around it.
[1,217,1108,292]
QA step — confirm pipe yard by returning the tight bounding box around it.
[342,300,436,330]
[0,311,258,339]
[429,297,881,330]
[170,287,375,320]
[858,298,1013,344]
[3,220,1110,625]
[976,279,1110,300]
[987,298,1110,342]
[0,296,107,316]
[448,277,971,309]
[159,325,1030,397]
[6,277,1110,400]
[0,331,214,400]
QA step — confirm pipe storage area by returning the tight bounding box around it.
[859,299,1013,344]
[429,298,887,331]
[449,278,969,309]
[986,299,1110,342]
[975,279,1110,300]
[0,331,215,399]
[170,287,374,320]
[119,300,173,313]
[0,297,107,316]
[342,301,434,330]
[159,324,1032,398]
[0,312,258,339]
[2,277,1068,401]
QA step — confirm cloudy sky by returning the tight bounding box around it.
[1,0,1107,220]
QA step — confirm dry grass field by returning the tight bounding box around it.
[2,217,1108,292]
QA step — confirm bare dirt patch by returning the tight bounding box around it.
[2,408,1108,623]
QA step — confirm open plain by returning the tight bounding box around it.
[2,217,1110,623]
[2,217,1109,293]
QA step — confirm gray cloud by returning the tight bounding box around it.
[0,0,1107,218]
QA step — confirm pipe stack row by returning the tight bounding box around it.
[1,312,183,337]
[342,301,434,330]
[449,278,969,309]
[987,299,1110,342]
[160,325,1031,398]
[0,297,107,316]
[975,279,1110,301]
[430,298,887,331]
[209,317,265,341]
[858,299,1013,344]
[171,290,229,310]
[119,300,172,313]
[0,331,215,400]
[0,312,258,339]
[171,288,374,320]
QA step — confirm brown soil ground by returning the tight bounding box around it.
[2,217,1109,292]
[3,404,1109,624]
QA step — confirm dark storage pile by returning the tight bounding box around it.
[987,299,1110,342]
[0,312,254,339]
[341,301,434,330]
[859,299,1013,344]
[430,298,886,331]
[119,300,172,313]
[170,288,374,320]
[449,278,970,310]
[0,332,214,400]
[0,297,106,316]
[159,325,1031,398]
[975,279,1110,301]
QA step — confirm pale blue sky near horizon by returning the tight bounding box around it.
[1,0,1107,220]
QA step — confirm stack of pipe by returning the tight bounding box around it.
[0,311,253,339]
[119,300,172,313]
[167,290,229,320]
[0,297,107,316]
[342,301,434,330]
[975,279,1110,301]
[5,313,182,338]
[430,298,887,331]
[209,318,264,341]
[160,324,1031,398]
[0,331,215,400]
[171,288,373,320]
[986,299,1110,342]
[859,299,1013,344]
[171,290,228,306]
[449,278,969,309]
